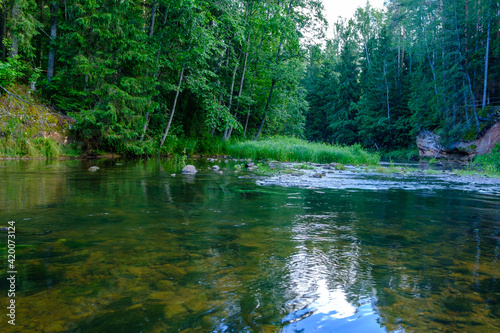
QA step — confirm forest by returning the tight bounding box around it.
[0,0,499,157]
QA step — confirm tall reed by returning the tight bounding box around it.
[227,136,380,165]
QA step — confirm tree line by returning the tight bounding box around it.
[305,0,500,152]
[0,0,324,154]
[1,0,499,155]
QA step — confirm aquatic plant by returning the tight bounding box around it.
[227,136,380,165]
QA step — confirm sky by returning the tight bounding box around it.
[322,0,386,20]
[322,0,386,35]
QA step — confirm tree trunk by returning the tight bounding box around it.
[254,78,276,140]
[383,61,391,134]
[47,2,58,82]
[454,12,480,132]
[37,0,45,67]
[223,57,239,140]
[142,7,169,140]
[149,0,157,37]
[226,48,249,140]
[140,112,149,141]
[364,42,370,67]
[482,13,490,109]
[422,26,438,97]
[9,1,20,58]
[0,8,6,61]
[226,3,251,141]
[159,66,185,149]
[244,36,264,137]
[254,1,293,140]
[253,36,284,141]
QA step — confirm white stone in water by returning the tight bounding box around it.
[182,165,197,174]
[88,166,99,171]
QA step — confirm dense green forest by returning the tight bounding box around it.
[305,0,500,153]
[0,0,499,156]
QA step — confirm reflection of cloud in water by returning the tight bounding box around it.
[315,283,356,319]
[281,214,385,332]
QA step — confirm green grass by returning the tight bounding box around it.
[0,87,74,159]
[227,136,380,165]
[0,137,64,158]
[159,135,230,156]
[382,147,420,161]
[471,144,500,176]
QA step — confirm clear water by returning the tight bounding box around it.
[0,159,499,332]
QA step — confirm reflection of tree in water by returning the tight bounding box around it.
[351,190,500,332]
[2,160,500,332]
[0,160,71,211]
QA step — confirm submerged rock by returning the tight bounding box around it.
[88,166,100,171]
[182,165,197,174]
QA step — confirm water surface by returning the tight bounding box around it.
[1,159,499,332]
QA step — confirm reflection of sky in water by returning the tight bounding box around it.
[281,213,386,332]
[282,280,385,332]
[2,160,499,332]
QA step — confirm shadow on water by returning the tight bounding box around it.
[0,159,499,332]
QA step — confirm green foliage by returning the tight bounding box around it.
[304,0,500,155]
[0,136,63,158]
[227,136,380,165]
[4,0,499,160]
[173,148,188,168]
[382,148,420,161]
[0,56,27,87]
[0,87,73,158]
[473,144,500,175]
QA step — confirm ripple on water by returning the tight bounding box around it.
[281,281,384,333]
[257,169,500,195]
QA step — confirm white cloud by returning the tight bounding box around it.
[322,0,386,36]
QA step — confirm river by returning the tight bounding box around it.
[0,159,499,332]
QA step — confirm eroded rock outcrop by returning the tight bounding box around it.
[417,120,500,161]
[476,121,500,155]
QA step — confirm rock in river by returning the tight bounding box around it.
[88,166,100,171]
[182,165,197,174]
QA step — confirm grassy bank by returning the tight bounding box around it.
[0,137,63,158]
[0,87,75,159]
[472,144,500,176]
[227,136,380,165]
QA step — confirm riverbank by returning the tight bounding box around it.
[2,143,498,180]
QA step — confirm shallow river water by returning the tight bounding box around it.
[1,159,500,332]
